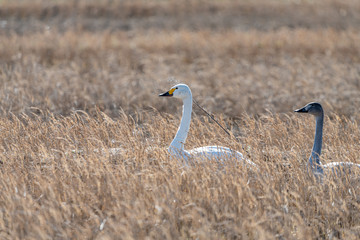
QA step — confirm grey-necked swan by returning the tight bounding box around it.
[159,83,257,168]
[295,102,360,178]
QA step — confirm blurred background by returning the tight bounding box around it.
[0,0,359,119]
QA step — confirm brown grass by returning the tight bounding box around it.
[1,0,360,239]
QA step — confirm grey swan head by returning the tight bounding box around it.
[295,102,360,179]
[295,102,325,176]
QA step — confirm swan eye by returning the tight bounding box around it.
[175,87,178,89]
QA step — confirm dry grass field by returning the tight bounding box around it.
[1,0,360,239]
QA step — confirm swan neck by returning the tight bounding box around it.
[170,96,192,151]
[309,112,324,172]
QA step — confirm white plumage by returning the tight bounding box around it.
[159,83,256,168]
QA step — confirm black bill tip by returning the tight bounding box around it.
[294,107,307,113]
[159,91,171,97]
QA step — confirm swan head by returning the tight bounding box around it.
[294,102,323,117]
[159,84,192,99]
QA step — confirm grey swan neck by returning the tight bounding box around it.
[309,112,324,174]
[170,95,192,152]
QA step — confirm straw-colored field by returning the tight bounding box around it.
[1,0,360,239]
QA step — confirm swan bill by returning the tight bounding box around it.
[294,107,308,113]
[159,91,172,97]
[159,88,175,97]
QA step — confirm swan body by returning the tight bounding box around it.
[189,146,256,167]
[294,102,360,178]
[159,84,256,167]
[168,146,244,165]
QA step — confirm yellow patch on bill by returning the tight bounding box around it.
[168,88,175,95]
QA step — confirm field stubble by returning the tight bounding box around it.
[1,0,360,239]
[1,111,360,239]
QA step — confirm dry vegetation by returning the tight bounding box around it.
[1,0,360,239]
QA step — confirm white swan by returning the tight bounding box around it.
[159,84,257,167]
[294,102,360,178]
